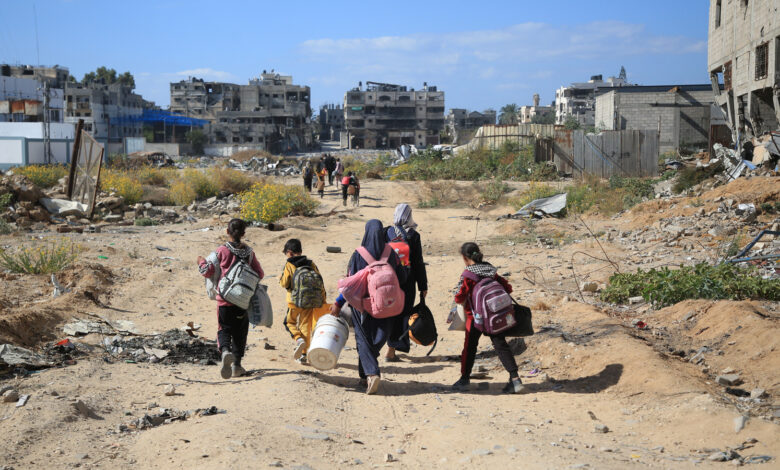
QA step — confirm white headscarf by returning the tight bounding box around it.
[393,203,417,230]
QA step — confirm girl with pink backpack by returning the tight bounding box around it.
[329,219,407,394]
[450,242,526,394]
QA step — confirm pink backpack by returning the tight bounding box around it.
[348,245,405,318]
[462,270,516,335]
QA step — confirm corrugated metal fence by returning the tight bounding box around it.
[548,129,659,178]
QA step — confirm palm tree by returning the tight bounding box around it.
[499,104,519,125]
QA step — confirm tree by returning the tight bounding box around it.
[531,112,555,125]
[498,103,519,125]
[186,129,207,155]
[81,67,135,89]
[563,115,581,130]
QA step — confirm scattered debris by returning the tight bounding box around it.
[120,406,221,432]
[2,389,19,403]
[63,318,139,336]
[102,329,219,365]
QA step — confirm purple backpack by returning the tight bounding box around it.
[462,270,517,335]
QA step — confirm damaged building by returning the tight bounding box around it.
[318,103,344,141]
[343,82,445,149]
[445,108,496,145]
[519,94,555,124]
[170,72,312,154]
[1,65,66,123]
[708,0,780,142]
[594,85,720,153]
[555,74,632,127]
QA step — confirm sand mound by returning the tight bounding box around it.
[0,264,115,346]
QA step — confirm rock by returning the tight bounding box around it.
[628,296,644,305]
[734,415,748,432]
[164,384,176,396]
[594,423,609,433]
[268,461,283,467]
[326,246,342,253]
[709,451,729,462]
[73,400,94,418]
[9,176,44,202]
[2,389,19,402]
[750,388,766,399]
[27,208,49,222]
[102,214,123,223]
[472,449,493,456]
[716,374,742,386]
[580,282,598,293]
[599,447,616,453]
[384,453,395,462]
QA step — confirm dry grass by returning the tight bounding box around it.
[532,300,551,311]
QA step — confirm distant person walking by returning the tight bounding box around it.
[197,219,264,379]
[303,164,314,192]
[329,219,407,394]
[316,166,327,199]
[325,154,337,186]
[384,204,428,361]
[334,158,344,188]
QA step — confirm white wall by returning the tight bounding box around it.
[0,139,24,167]
[0,122,74,139]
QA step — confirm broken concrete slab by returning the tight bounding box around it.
[39,198,88,218]
[501,193,567,219]
[0,344,52,369]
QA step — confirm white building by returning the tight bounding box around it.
[0,122,75,169]
[555,75,631,127]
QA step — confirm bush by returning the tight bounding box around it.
[14,165,68,188]
[183,169,218,200]
[480,179,510,205]
[240,183,319,224]
[208,167,256,194]
[673,163,722,194]
[167,179,197,206]
[0,218,13,235]
[418,197,440,208]
[134,218,158,226]
[0,238,81,274]
[600,263,780,307]
[0,192,12,208]
[100,170,143,205]
[136,166,174,186]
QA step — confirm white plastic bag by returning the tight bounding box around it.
[447,305,466,331]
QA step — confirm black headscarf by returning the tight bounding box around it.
[348,219,388,275]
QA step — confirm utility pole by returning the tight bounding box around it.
[42,81,52,164]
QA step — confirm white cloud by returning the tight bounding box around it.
[299,21,705,76]
[175,68,236,81]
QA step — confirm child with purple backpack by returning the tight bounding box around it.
[450,242,526,394]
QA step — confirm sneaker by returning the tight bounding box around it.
[296,354,308,365]
[293,338,306,360]
[502,378,527,394]
[220,350,235,379]
[366,375,380,395]
[232,363,246,378]
[451,376,470,390]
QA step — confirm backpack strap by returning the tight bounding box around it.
[356,246,377,264]
[390,225,409,243]
[462,270,480,282]
[378,244,393,262]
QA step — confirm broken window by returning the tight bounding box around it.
[715,0,722,27]
[723,61,732,90]
[755,42,768,80]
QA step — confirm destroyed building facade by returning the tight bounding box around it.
[519,94,555,124]
[708,0,780,141]
[1,65,66,123]
[555,75,631,127]
[445,108,496,145]
[170,72,312,153]
[595,85,719,153]
[343,82,445,149]
[63,81,149,142]
[318,103,344,141]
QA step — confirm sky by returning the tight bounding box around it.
[0,0,711,114]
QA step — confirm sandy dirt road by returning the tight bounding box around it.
[0,178,777,469]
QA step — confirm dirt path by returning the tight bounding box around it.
[0,178,778,469]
